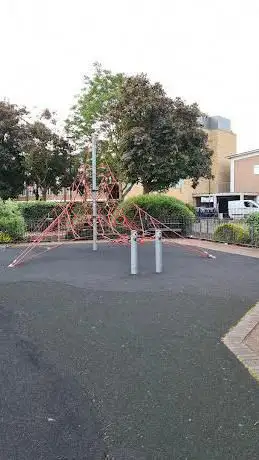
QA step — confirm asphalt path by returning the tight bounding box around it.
[0,243,259,459]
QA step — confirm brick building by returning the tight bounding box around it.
[229,149,259,194]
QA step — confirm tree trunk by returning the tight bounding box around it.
[34,185,39,201]
[143,183,151,194]
[122,183,134,199]
[42,188,47,201]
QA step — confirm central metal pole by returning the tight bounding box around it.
[155,229,163,273]
[58,218,60,243]
[130,230,138,275]
[92,135,98,251]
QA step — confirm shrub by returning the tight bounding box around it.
[0,216,25,240]
[246,212,259,244]
[17,201,64,223]
[118,194,194,235]
[246,212,259,225]
[185,203,196,214]
[120,194,195,221]
[0,200,26,240]
[213,223,250,244]
[0,232,12,243]
[0,200,21,218]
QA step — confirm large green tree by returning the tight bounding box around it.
[66,63,132,196]
[24,111,78,200]
[0,101,27,200]
[111,74,213,194]
[66,62,124,144]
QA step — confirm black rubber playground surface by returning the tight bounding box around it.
[1,242,259,459]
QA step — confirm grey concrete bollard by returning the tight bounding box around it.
[130,230,138,275]
[155,229,163,273]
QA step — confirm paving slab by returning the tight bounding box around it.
[176,237,259,258]
[223,302,259,382]
[246,323,259,353]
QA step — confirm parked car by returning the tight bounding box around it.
[228,200,259,219]
[196,207,218,218]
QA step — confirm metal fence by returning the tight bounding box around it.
[188,217,259,247]
[19,215,259,248]
[23,218,56,242]
[21,217,188,242]
[190,218,223,240]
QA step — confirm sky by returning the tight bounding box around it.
[0,0,258,152]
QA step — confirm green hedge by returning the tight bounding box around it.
[185,203,196,214]
[246,212,259,244]
[17,201,65,223]
[0,201,25,240]
[118,195,194,236]
[120,194,195,221]
[213,223,250,244]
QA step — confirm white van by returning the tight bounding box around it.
[228,200,259,219]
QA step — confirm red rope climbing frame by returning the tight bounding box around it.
[8,165,214,268]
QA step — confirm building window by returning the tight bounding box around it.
[254,165,259,174]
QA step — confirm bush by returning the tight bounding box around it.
[17,201,64,223]
[185,203,196,214]
[213,223,250,244]
[0,231,12,243]
[246,212,259,244]
[246,212,259,226]
[0,200,26,240]
[0,200,21,218]
[120,194,195,221]
[118,194,194,235]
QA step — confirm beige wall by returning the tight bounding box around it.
[127,183,143,198]
[127,128,237,204]
[193,129,236,195]
[234,155,259,193]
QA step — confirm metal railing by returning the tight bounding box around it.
[9,211,259,249]
[188,216,259,247]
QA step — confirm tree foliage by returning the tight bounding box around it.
[0,200,26,240]
[66,62,124,144]
[0,101,27,200]
[0,65,214,204]
[66,63,129,194]
[111,74,213,193]
[24,111,79,200]
[0,103,79,202]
